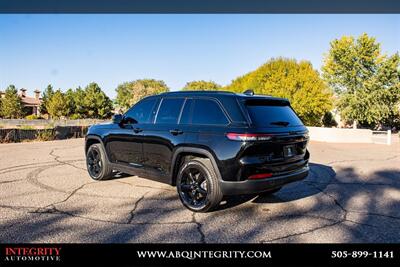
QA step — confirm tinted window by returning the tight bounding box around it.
[246,101,303,127]
[125,98,157,124]
[220,97,247,123]
[156,98,185,124]
[179,99,193,124]
[192,99,229,125]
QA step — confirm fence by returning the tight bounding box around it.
[307,127,393,145]
[371,130,392,145]
[0,120,395,145]
[0,126,89,143]
[0,119,107,129]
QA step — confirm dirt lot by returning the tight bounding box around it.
[0,139,399,243]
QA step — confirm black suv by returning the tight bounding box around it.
[85,90,309,212]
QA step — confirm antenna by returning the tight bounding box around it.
[243,89,254,96]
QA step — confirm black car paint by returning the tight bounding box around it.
[85,91,310,195]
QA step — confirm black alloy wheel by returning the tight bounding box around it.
[87,146,102,178]
[177,157,223,212]
[179,167,208,209]
[86,143,113,181]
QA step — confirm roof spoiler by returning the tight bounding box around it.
[243,89,254,96]
[245,98,290,106]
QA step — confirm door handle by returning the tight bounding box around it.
[170,129,183,135]
[133,128,143,133]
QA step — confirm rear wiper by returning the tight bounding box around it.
[270,121,290,127]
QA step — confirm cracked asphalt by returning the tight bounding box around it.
[0,138,399,243]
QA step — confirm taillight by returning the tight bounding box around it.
[226,133,272,141]
[248,173,273,180]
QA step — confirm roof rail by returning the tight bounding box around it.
[160,90,235,94]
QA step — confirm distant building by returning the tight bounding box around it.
[0,88,42,116]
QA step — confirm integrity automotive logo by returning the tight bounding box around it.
[3,247,62,262]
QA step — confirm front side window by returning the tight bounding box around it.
[191,99,229,125]
[155,98,185,124]
[124,98,157,124]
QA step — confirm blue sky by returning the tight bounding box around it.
[0,14,399,99]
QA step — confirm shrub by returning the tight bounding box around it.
[20,125,35,130]
[25,114,40,120]
[36,129,55,141]
[45,122,55,129]
[69,113,81,120]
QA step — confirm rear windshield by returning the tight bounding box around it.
[245,100,304,127]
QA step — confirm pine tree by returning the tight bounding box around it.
[0,85,24,119]
[47,90,68,119]
[83,83,113,119]
[40,84,54,115]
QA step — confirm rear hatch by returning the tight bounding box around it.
[239,98,309,176]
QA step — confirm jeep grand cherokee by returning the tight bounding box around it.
[85,90,309,212]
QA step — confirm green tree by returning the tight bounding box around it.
[226,58,333,126]
[40,84,54,115]
[182,80,222,90]
[71,86,86,119]
[0,85,24,119]
[322,112,338,127]
[47,90,68,119]
[83,82,113,119]
[322,33,400,128]
[115,79,169,112]
[64,88,76,117]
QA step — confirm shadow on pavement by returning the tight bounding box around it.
[1,162,400,243]
[218,163,334,209]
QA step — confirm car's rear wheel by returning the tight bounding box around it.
[177,157,223,212]
[86,143,113,180]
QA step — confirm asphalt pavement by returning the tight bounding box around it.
[0,138,399,243]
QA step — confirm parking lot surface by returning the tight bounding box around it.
[0,138,399,243]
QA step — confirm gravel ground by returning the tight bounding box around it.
[0,138,399,243]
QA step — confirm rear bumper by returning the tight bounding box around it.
[219,166,309,195]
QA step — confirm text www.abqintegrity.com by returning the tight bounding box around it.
[137,250,272,260]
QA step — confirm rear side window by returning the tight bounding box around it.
[125,97,157,124]
[245,100,303,127]
[179,99,193,124]
[191,99,229,125]
[156,98,185,124]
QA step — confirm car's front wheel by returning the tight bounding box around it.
[86,143,113,180]
[177,157,223,212]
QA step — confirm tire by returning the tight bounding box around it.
[86,143,113,181]
[176,157,223,212]
[258,187,282,196]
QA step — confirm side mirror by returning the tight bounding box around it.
[112,114,123,124]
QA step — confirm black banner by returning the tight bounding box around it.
[0,244,398,266]
[0,0,400,13]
